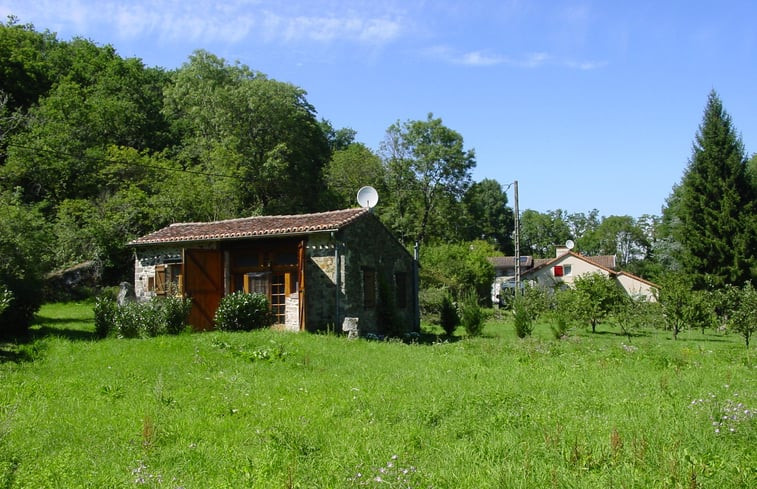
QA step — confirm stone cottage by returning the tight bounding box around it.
[129,208,419,335]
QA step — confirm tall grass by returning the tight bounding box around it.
[0,302,754,488]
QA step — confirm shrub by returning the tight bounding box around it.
[94,295,192,339]
[420,241,497,305]
[730,282,757,348]
[439,293,459,337]
[115,301,154,338]
[93,295,118,338]
[152,295,192,335]
[549,289,575,339]
[460,291,486,336]
[419,286,447,319]
[214,291,272,331]
[512,285,549,339]
[513,295,534,339]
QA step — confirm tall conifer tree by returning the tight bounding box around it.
[666,91,755,288]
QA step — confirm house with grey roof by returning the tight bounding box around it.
[129,208,418,335]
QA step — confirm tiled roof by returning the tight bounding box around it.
[583,255,616,269]
[129,208,371,246]
[488,255,613,270]
[616,271,659,288]
[488,256,533,268]
[522,251,618,277]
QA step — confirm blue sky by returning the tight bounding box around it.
[2,1,756,218]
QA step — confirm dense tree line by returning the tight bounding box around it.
[1,19,755,335]
[0,19,511,333]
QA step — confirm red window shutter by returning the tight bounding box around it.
[554,266,564,277]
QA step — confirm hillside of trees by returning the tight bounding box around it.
[1,18,755,334]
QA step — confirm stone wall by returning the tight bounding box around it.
[305,233,340,331]
[284,293,299,331]
[133,247,183,300]
[333,212,416,336]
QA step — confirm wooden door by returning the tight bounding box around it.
[184,249,223,331]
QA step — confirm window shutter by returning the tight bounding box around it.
[155,265,167,295]
[395,272,407,309]
[553,265,564,277]
[363,268,376,309]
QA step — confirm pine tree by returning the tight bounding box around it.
[666,91,756,288]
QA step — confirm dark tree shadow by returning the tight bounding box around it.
[0,345,35,363]
[30,325,96,341]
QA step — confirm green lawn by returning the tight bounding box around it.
[0,302,754,488]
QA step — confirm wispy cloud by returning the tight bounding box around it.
[459,50,507,66]
[425,46,506,66]
[2,0,406,46]
[425,45,602,70]
[520,52,550,68]
[263,12,402,44]
[563,59,607,70]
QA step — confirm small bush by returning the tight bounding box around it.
[214,291,272,331]
[419,286,447,319]
[152,295,192,335]
[93,296,118,338]
[115,301,153,338]
[94,295,192,339]
[439,293,459,337]
[513,295,534,338]
[549,289,575,339]
[513,285,549,339]
[460,292,486,336]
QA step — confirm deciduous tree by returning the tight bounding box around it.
[519,209,570,258]
[572,272,625,333]
[461,178,513,252]
[730,282,757,348]
[323,143,385,209]
[380,113,475,246]
[419,241,497,305]
[163,50,330,215]
[0,189,50,336]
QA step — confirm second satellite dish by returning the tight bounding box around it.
[565,239,575,250]
[357,186,379,209]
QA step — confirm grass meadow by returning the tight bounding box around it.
[1,302,755,488]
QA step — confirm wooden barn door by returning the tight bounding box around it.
[184,249,223,331]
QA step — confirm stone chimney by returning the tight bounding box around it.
[555,245,570,258]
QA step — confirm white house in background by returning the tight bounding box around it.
[521,246,658,300]
[490,245,658,303]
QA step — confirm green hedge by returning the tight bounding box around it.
[214,291,273,332]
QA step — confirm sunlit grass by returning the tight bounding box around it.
[0,303,754,488]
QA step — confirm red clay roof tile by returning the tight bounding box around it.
[129,208,370,246]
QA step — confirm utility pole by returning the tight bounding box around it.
[513,180,520,295]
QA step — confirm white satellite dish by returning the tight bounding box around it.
[356,186,379,209]
[565,239,575,250]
